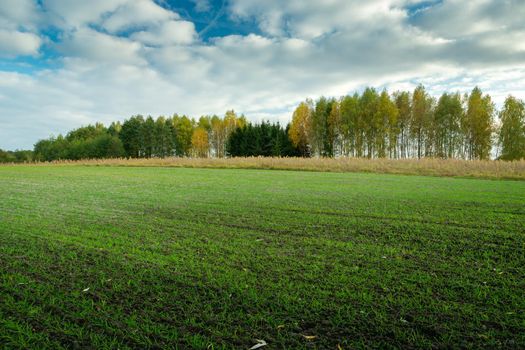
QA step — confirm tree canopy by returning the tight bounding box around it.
[11,86,523,162]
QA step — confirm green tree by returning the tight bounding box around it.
[498,95,525,160]
[340,93,360,157]
[154,116,174,157]
[464,87,494,160]
[360,88,380,158]
[434,93,463,158]
[327,100,341,157]
[66,123,106,142]
[108,121,122,137]
[378,90,398,158]
[411,85,433,158]
[91,135,125,158]
[393,91,411,158]
[198,116,212,133]
[120,115,145,158]
[33,135,70,161]
[0,149,33,163]
[227,122,298,157]
[142,116,156,158]
[172,115,194,156]
[311,97,331,156]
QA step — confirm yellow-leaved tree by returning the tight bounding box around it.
[191,127,209,158]
[289,100,312,157]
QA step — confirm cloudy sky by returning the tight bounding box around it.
[1,0,524,149]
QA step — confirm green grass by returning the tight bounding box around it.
[0,166,524,349]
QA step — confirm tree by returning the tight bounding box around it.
[27,84,509,162]
[191,127,210,157]
[237,114,248,129]
[154,116,174,157]
[282,124,300,157]
[172,115,194,156]
[66,123,106,142]
[225,110,245,154]
[288,101,312,157]
[378,90,398,158]
[464,87,494,160]
[0,149,33,163]
[91,135,125,158]
[197,116,212,132]
[498,95,525,160]
[327,100,341,157]
[142,116,156,158]
[360,88,380,158]
[33,135,70,161]
[120,115,144,158]
[247,123,263,156]
[393,91,411,158]
[108,121,122,137]
[411,85,433,159]
[311,97,331,156]
[227,122,298,157]
[340,93,360,157]
[209,111,246,158]
[224,110,239,136]
[434,93,463,158]
[210,115,225,158]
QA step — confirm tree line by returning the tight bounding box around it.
[5,85,524,162]
[227,122,300,157]
[289,86,525,160]
[32,111,301,161]
[0,149,33,163]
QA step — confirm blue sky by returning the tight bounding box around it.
[1,0,524,149]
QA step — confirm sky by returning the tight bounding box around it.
[1,0,525,150]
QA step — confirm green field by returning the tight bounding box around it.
[1,166,524,349]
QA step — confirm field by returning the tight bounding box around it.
[0,166,524,349]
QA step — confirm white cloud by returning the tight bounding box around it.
[0,0,41,30]
[41,0,180,35]
[100,0,177,33]
[42,0,129,29]
[0,29,41,57]
[1,0,525,150]
[58,28,145,65]
[228,0,408,39]
[131,20,197,46]
[411,0,525,54]
[411,0,525,38]
[0,0,42,57]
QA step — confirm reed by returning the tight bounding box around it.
[5,157,525,180]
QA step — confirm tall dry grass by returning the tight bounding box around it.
[4,157,525,180]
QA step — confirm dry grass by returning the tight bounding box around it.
[4,157,525,180]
